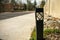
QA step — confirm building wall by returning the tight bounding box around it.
[44,0,60,18]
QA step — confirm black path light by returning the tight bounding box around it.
[34,0,46,40]
[35,8,44,40]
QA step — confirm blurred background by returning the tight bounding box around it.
[0,0,46,12]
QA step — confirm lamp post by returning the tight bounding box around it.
[35,0,44,40]
[35,8,44,40]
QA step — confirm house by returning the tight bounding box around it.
[44,0,60,18]
[3,3,13,12]
[14,4,26,10]
[0,0,13,12]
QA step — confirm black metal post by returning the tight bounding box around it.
[35,8,44,40]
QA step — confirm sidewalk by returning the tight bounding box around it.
[0,13,35,40]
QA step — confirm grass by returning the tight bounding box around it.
[43,29,60,38]
[30,28,36,40]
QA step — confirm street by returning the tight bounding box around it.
[0,12,35,40]
[0,11,34,20]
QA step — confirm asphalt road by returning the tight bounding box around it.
[0,12,35,40]
[0,11,34,20]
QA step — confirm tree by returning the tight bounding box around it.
[40,0,45,8]
[23,3,27,10]
[11,0,16,5]
[3,0,9,3]
[0,0,4,12]
[27,0,34,10]
[0,0,2,4]
[33,0,37,9]
[11,0,17,11]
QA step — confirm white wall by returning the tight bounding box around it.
[44,0,60,18]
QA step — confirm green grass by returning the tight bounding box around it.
[30,28,36,40]
[43,29,60,38]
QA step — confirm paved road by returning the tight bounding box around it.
[0,11,34,20]
[0,12,35,40]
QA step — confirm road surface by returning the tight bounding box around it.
[0,11,34,20]
[0,12,35,40]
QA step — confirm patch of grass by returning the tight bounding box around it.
[43,29,60,38]
[30,28,60,40]
[30,28,36,40]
